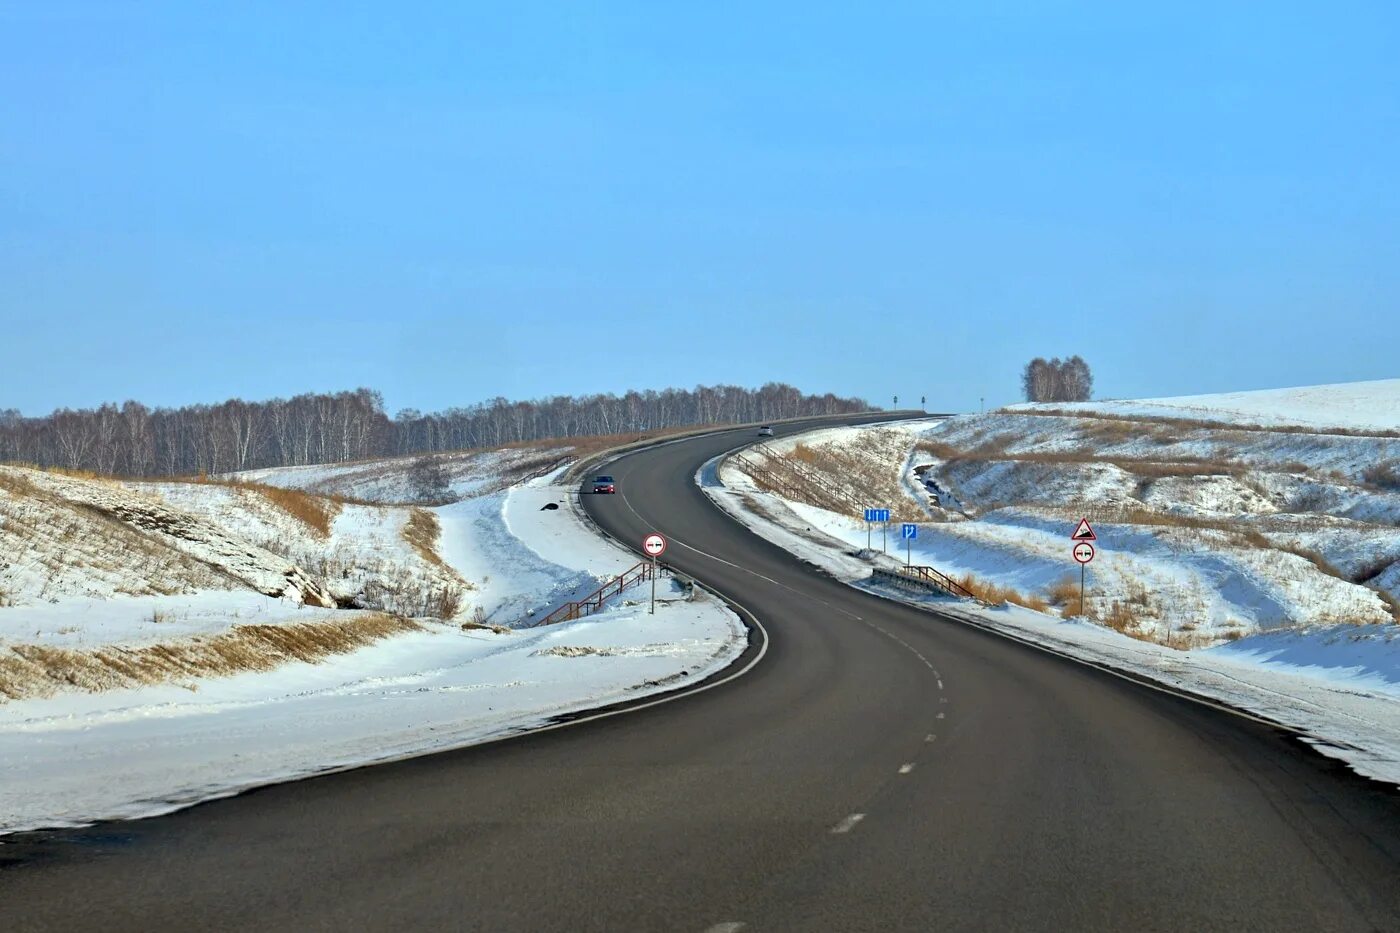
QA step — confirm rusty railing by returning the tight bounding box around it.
[870,564,978,601]
[527,560,662,627]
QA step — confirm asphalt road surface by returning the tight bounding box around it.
[5,415,1400,932]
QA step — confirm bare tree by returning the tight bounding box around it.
[409,455,452,502]
[1022,357,1093,403]
[1059,356,1094,402]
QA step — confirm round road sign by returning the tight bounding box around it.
[643,533,667,558]
[1073,542,1095,564]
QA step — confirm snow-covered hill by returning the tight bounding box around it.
[233,445,575,504]
[701,380,1400,785]
[1016,377,1400,432]
[0,466,333,610]
[707,378,1400,646]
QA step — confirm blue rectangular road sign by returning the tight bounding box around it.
[901,523,918,540]
[864,508,891,522]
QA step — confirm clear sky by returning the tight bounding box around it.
[2,2,1397,416]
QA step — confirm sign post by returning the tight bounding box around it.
[1070,519,1097,617]
[643,533,667,615]
[863,508,890,553]
[901,523,918,567]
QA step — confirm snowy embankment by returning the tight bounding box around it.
[702,382,1400,785]
[0,467,745,835]
[234,444,576,503]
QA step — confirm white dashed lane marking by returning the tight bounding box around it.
[831,813,866,834]
[899,763,916,774]
[702,924,745,933]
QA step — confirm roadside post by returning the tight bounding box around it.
[1071,519,1097,616]
[901,523,918,567]
[643,533,667,615]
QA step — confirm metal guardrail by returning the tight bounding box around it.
[526,560,663,627]
[870,565,978,601]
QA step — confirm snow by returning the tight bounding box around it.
[0,467,334,609]
[0,466,745,835]
[233,446,575,504]
[1019,378,1400,432]
[702,425,1400,787]
[0,594,742,834]
[0,591,328,651]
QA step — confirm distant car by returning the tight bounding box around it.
[591,475,616,494]
[757,425,774,437]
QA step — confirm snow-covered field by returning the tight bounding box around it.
[1023,377,1400,432]
[0,463,745,834]
[702,381,1400,785]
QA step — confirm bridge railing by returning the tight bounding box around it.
[870,564,978,602]
[526,560,663,628]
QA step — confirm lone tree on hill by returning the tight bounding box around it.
[1021,356,1093,403]
[409,455,452,502]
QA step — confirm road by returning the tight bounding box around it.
[6,416,1400,931]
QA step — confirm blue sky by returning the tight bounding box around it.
[2,2,1396,416]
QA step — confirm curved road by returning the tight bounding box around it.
[6,416,1400,931]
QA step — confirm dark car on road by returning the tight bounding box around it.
[591,475,616,494]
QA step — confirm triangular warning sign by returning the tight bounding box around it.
[1071,518,1097,541]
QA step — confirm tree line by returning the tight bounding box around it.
[0,383,871,477]
[1021,356,1094,403]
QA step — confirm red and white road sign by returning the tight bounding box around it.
[1073,542,1096,564]
[1071,518,1097,541]
[643,533,667,558]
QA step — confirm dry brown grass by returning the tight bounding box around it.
[403,508,447,570]
[953,572,1049,612]
[1048,576,1083,616]
[0,613,420,702]
[1364,460,1400,491]
[251,483,341,536]
[749,430,927,522]
[1092,506,1277,552]
[173,476,345,535]
[916,439,1245,480]
[1,468,230,599]
[1122,460,1243,478]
